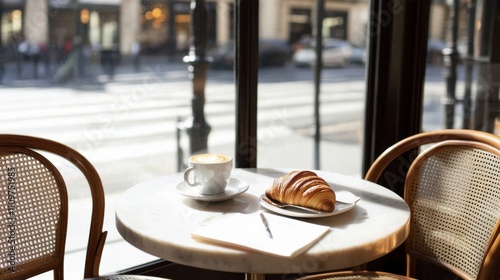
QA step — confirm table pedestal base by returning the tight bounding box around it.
[246,273,265,280]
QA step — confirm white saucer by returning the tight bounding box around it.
[259,190,360,218]
[176,178,249,202]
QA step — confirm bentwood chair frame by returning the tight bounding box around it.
[0,135,167,280]
[0,134,106,279]
[298,129,500,280]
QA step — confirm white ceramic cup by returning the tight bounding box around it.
[183,153,233,195]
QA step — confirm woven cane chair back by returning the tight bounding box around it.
[297,129,500,280]
[404,140,500,280]
[0,147,69,280]
[0,135,106,280]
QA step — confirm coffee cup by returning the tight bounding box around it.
[183,153,233,195]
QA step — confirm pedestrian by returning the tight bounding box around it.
[0,48,4,84]
[79,43,92,77]
[39,42,51,78]
[60,37,73,63]
[16,36,29,79]
[131,41,141,72]
[28,43,40,79]
[100,49,118,80]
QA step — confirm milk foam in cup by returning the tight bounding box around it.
[183,153,233,195]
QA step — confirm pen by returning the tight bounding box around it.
[259,211,273,239]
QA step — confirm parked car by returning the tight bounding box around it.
[258,39,290,67]
[209,39,290,70]
[427,39,468,65]
[427,39,446,65]
[209,44,234,69]
[292,39,352,68]
[349,45,367,65]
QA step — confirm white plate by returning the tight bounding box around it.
[259,190,360,218]
[176,178,249,202]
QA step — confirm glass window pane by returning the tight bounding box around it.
[3,0,498,278]
[0,0,236,277]
[256,2,368,177]
[424,0,499,135]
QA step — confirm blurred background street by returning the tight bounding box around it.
[0,56,453,191]
[0,56,456,278]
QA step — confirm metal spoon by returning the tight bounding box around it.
[260,195,324,214]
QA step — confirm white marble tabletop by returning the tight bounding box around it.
[115,168,410,277]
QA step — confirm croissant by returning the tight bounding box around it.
[265,170,336,212]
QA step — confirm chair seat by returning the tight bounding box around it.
[297,271,415,280]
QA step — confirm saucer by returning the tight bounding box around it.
[176,178,249,202]
[259,190,360,218]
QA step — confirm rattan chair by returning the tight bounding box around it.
[0,135,169,280]
[298,129,500,280]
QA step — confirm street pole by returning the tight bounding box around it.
[314,0,324,170]
[234,0,258,168]
[442,0,460,129]
[167,0,177,61]
[183,0,211,155]
[463,0,476,128]
[0,2,4,84]
[77,7,90,79]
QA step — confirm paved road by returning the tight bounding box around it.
[0,58,453,197]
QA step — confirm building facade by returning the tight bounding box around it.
[1,0,454,59]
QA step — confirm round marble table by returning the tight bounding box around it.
[115,168,410,279]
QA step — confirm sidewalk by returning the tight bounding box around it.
[0,54,187,88]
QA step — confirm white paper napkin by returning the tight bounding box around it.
[335,190,361,204]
